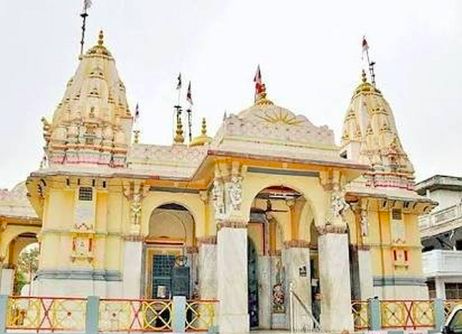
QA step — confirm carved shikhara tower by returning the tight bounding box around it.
[42,31,133,167]
[9,31,436,333]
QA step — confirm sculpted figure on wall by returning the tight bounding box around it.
[327,183,349,226]
[123,182,149,234]
[360,209,368,237]
[212,179,225,219]
[331,188,348,220]
[130,192,142,226]
[228,175,242,211]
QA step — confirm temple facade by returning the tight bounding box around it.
[0,31,436,332]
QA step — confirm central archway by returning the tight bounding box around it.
[143,203,195,299]
[247,185,315,330]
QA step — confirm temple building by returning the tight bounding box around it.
[0,31,436,332]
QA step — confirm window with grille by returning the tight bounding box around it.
[446,283,462,300]
[78,187,93,201]
[152,255,176,299]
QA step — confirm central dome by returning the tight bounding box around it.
[238,101,306,126]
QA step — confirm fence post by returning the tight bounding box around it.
[368,298,382,331]
[172,296,186,333]
[434,298,445,331]
[0,295,8,334]
[85,296,100,334]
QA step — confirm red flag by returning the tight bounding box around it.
[254,65,264,94]
[186,81,193,105]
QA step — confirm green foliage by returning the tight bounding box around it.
[17,244,39,274]
[14,271,27,295]
[13,244,39,295]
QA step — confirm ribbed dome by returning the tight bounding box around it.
[42,31,133,168]
[341,70,415,190]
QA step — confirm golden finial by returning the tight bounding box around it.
[255,84,274,106]
[201,117,207,136]
[189,117,212,147]
[361,69,367,83]
[98,30,104,46]
[133,130,140,144]
[174,114,185,144]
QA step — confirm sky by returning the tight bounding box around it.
[0,0,461,189]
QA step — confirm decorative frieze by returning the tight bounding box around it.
[283,239,310,249]
[197,236,217,245]
[217,220,248,229]
[122,234,146,242]
[316,224,347,235]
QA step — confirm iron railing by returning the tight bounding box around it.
[2,295,218,333]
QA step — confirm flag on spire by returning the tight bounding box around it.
[135,103,140,121]
[362,36,369,60]
[176,73,182,90]
[254,65,264,96]
[83,0,92,11]
[186,81,193,105]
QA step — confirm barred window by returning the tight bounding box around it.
[78,187,93,201]
[392,209,402,220]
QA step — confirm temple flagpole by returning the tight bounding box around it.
[79,0,92,58]
[173,73,184,143]
[362,36,376,86]
[186,81,193,143]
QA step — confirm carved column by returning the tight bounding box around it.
[352,200,374,300]
[197,237,217,299]
[213,162,249,333]
[282,240,312,331]
[217,219,249,333]
[317,174,353,331]
[317,225,353,331]
[122,181,149,298]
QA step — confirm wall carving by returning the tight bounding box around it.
[123,181,150,235]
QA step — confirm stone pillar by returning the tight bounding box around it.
[318,228,354,331]
[257,255,271,329]
[217,221,249,333]
[283,243,312,331]
[357,247,374,299]
[122,237,143,298]
[0,268,14,295]
[435,278,446,300]
[198,238,217,299]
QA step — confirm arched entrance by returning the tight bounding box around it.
[144,203,195,299]
[248,185,314,330]
[3,232,39,295]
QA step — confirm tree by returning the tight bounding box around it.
[16,244,39,295]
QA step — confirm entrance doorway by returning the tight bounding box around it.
[144,203,195,299]
[248,238,259,328]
